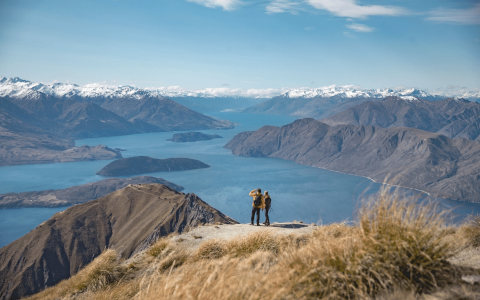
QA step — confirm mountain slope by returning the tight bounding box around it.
[0,183,238,300]
[100,96,233,131]
[225,118,480,202]
[54,102,147,139]
[0,98,122,166]
[322,97,480,141]
[7,95,160,139]
[243,94,373,119]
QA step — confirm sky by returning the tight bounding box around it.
[0,0,479,92]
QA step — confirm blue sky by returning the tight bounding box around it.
[0,0,479,91]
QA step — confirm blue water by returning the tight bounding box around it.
[1,112,480,248]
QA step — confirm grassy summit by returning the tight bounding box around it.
[27,187,480,300]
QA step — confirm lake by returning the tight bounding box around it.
[1,112,480,248]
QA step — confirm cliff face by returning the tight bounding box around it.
[225,118,480,202]
[322,97,480,141]
[0,184,237,300]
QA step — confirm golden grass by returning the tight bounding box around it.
[26,249,136,300]
[458,214,480,248]
[27,186,480,300]
[147,239,170,258]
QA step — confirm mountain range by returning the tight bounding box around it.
[0,77,236,166]
[322,97,480,141]
[243,86,480,119]
[225,118,480,202]
[0,78,234,138]
[0,183,238,300]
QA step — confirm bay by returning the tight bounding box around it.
[1,112,480,248]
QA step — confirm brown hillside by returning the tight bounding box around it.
[0,184,237,300]
[225,118,480,202]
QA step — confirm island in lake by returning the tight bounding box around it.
[96,156,210,176]
[167,131,223,143]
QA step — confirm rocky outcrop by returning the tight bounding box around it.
[96,156,210,176]
[167,132,223,142]
[322,97,480,141]
[0,184,238,300]
[225,118,480,202]
[0,176,184,208]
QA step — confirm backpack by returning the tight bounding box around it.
[253,194,262,207]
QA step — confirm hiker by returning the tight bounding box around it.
[263,191,271,226]
[249,188,264,226]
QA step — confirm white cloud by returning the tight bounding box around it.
[307,0,406,18]
[346,23,374,32]
[426,3,480,25]
[186,0,243,11]
[266,0,301,14]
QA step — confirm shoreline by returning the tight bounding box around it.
[304,163,439,199]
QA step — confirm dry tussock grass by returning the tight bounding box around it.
[457,214,480,248]
[27,249,136,300]
[27,186,480,300]
[138,187,469,300]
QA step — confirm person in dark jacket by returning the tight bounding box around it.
[249,188,265,226]
[263,191,271,226]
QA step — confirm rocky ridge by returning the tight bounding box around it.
[0,176,183,208]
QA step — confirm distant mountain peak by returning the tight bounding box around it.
[1,76,479,101]
[280,86,434,99]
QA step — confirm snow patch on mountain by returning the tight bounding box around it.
[399,96,419,101]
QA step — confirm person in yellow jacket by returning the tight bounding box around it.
[249,188,265,226]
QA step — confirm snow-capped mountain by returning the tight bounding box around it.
[0,77,280,100]
[0,77,478,101]
[282,85,434,99]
